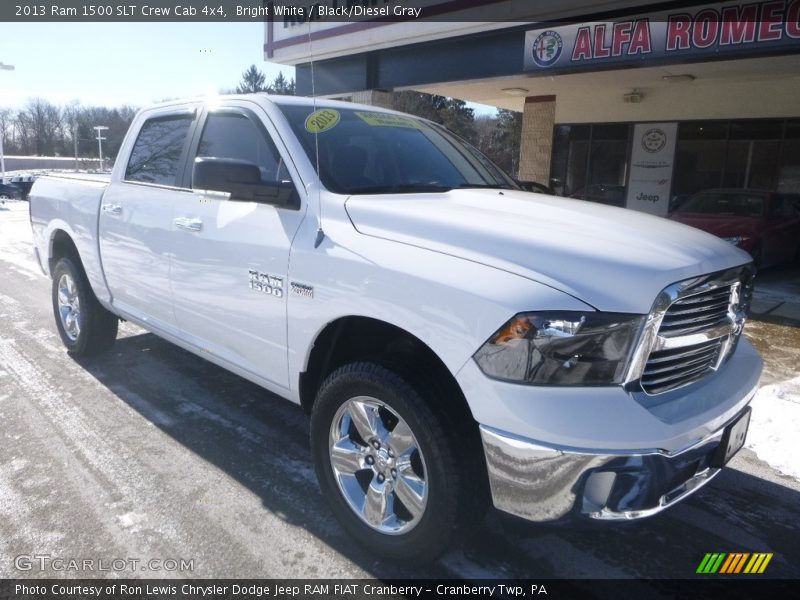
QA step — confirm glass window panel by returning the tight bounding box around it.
[778,140,800,193]
[125,116,193,186]
[197,113,288,184]
[678,121,728,140]
[729,120,782,140]
[784,120,800,140]
[550,125,590,196]
[673,140,726,195]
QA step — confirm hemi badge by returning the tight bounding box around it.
[290,282,314,299]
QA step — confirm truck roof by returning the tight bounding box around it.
[143,93,415,119]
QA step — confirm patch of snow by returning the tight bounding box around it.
[747,376,800,481]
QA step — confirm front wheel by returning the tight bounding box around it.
[310,362,466,562]
[52,257,118,355]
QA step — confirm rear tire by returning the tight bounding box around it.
[310,362,466,563]
[52,257,118,355]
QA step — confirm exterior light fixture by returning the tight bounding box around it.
[623,90,644,103]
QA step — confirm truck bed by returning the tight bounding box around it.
[29,173,112,303]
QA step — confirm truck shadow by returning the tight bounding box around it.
[74,330,800,579]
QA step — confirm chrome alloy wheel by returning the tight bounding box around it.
[57,273,81,341]
[329,396,428,535]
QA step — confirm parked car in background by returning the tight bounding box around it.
[0,182,24,200]
[670,189,800,269]
[8,175,36,198]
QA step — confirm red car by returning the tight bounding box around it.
[670,188,800,269]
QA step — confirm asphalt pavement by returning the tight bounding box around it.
[1,200,798,579]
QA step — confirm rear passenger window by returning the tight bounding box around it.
[196,113,290,185]
[125,115,193,186]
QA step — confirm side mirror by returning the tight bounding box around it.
[193,157,296,206]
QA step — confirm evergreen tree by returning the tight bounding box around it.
[268,72,296,96]
[236,65,267,94]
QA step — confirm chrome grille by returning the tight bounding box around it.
[633,266,753,395]
[658,287,732,337]
[641,339,723,395]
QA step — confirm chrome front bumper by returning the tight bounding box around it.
[479,406,751,522]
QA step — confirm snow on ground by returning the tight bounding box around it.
[1,199,798,482]
[747,376,800,481]
[0,201,44,280]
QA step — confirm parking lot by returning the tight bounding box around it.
[1,199,798,579]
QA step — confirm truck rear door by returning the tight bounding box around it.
[169,102,306,389]
[99,106,199,332]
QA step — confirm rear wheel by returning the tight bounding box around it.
[310,362,466,562]
[52,257,118,355]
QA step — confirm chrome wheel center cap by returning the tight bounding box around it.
[375,448,391,471]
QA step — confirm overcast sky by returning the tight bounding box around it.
[0,23,495,114]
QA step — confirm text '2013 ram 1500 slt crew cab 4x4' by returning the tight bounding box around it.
[30,95,762,562]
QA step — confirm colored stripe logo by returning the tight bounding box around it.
[697,552,773,574]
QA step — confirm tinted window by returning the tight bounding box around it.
[125,116,193,185]
[197,113,289,184]
[772,194,800,218]
[276,104,517,195]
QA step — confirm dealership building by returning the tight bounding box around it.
[265,0,800,215]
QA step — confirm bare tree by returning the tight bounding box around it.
[0,108,15,154]
[16,98,63,155]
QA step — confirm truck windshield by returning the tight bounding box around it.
[276,103,518,195]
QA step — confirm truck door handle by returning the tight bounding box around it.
[102,203,122,216]
[174,217,203,232]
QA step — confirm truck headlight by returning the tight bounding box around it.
[473,311,644,385]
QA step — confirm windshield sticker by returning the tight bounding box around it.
[304,109,340,133]
[355,112,421,129]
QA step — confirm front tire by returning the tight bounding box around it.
[310,362,465,562]
[52,257,118,355]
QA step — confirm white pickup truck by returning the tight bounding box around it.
[30,95,762,561]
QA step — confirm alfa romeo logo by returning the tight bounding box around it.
[532,30,563,67]
[642,128,667,153]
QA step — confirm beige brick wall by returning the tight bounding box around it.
[518,97,556,185]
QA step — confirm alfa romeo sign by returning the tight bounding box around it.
[524,0,800,73]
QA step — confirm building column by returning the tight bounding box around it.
[350,90,394,109]
[518,95,556,185]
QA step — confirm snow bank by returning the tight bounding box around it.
[747,376,800,480]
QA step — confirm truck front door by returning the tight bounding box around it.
[169,103,306,389]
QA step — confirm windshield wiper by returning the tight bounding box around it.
[347,184,454,195]
[456,183,517,190]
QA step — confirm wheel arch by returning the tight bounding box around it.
[49,229,82,274]
[299,315,475,426]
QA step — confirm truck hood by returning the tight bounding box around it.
[344,189,751,313]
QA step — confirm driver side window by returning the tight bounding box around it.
[196,113,290,185]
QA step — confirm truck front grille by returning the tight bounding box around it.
[641,339,723,395]
[657,287,732,337]
[637,267,753,395]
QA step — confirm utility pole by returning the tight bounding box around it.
[0,128,5,185]
[73,118,79,172]
[93,126,108,172]
[0,61,15,184]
